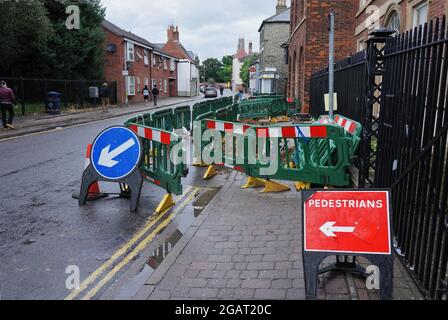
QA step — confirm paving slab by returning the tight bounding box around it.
[129,171,424,300]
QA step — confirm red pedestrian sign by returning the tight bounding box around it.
[304,190,391,255]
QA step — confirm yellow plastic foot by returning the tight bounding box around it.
[261,180,291,193]
[203,165,217,180]
[242,177,266,189]
[295,182,312,191]
[192,160,209,167]
[155,193,175,215]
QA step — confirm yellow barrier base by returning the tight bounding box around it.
[203,165,218,180]
[192,160,209,167]
[155,193,175,215]
[295,182,312,191]
[242,177,266,189]
[261,180,291,193]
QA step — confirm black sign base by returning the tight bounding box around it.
[303,252,394,300]
[78,164,143,212]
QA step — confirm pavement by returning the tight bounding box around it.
[125,170,424,301]
[0,96,196,140]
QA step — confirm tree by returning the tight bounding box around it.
[217,55,233,83]
[200,58,222,83]
[0,1,54,77]
[44,0,106,79]
[239,55,258,88]
[0,0,105,79]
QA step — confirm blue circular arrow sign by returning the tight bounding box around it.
[91,126,142,181]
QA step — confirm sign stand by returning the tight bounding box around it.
[78,165,143,212]
[78,126,144,212]
[301,189,394,300]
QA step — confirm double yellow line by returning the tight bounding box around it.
[65,186,199,300]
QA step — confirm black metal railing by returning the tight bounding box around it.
[310,16,448,300]
[0,77,117,116]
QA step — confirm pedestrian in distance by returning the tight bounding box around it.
[99,83,110,113]
[219,85,224,97]
[152,84,160,107]
[0,80,16,130]
[141,85,150,105]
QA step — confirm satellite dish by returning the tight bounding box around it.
[106,44,117,53]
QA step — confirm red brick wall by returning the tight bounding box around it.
[103,28,178,104]
[288,0,358,112]
[103,29,126,104]
[150,53,177,97]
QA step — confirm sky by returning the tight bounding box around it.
[101,0,285,61]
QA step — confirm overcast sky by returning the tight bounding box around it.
[101,0,287,61]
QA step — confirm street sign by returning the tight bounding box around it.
[304,190,391,255]
[91,126,142,181]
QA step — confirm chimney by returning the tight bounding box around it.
[248,41,253,54]
[238,38,245,51]
[276,0,287,14]
[167,25,180,42]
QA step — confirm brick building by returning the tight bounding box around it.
[286,0,359,112]
[257,0,290,95]
[355,0,448,51]
[160,25,200,97]
[232,38,257,92]
[102,20,178,105]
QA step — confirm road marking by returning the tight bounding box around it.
[80,187,200,300]
[64,186,193,300]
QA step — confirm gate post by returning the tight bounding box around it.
[360,28,395,188]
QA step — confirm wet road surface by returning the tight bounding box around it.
[0,97,231,300]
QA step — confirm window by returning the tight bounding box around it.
[144,78,149,86]
[385,10,401,34]
[163,58,167,70]
[127,76,136,96]
[357,38,366,52]
[159,79,162,89]
[152,79,157,88]
[136,77,141,93]
[152,53,156,66]
[413,2,428,28]
[144,49,149,65]
[164,79,168,93]
[126,42,134,61]
[170,59,175,71]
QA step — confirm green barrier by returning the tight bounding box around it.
[174,106,191,131]
[200,118,359,187]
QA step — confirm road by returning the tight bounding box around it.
[0,94,231,300]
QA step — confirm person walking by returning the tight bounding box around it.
[141,85,150,105]
[99,83,110,113]
[219,85,224,96]
[152,84,160,107]
[0,81,16,130]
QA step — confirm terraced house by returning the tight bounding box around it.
[102,20,178,105]
[355,0,448,51]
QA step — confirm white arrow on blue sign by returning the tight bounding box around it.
[91,126,142,181]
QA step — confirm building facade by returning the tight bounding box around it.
[232,38,257,92]
[355,0,448,51]
[102,20,178,105]
[258,1,290,95]
[162,25,200,97]
[286,0,359,112]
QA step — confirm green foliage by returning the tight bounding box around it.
[239,55,258,87]
[0,0,106,79]
[0,1,54,77]
[200,55,234,83]
[200,58,222,83]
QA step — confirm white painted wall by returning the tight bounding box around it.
[232,58,243,91]
[177,60,200,97]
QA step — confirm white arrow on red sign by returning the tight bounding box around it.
[319,221,356,237]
